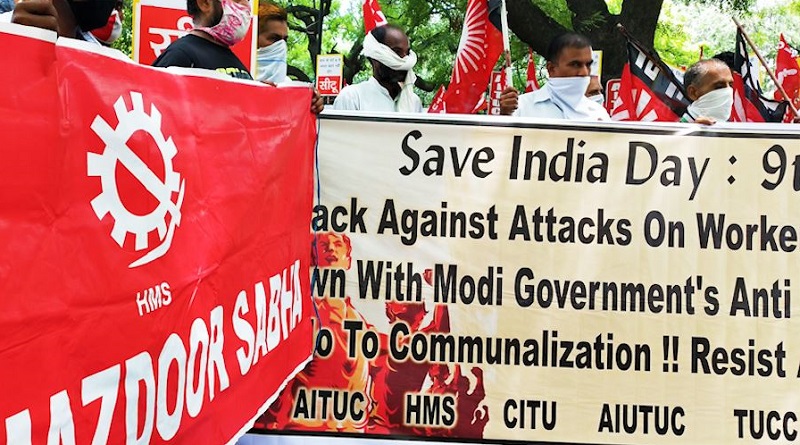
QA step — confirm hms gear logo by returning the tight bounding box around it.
[87,91,186,268]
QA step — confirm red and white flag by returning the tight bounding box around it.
[0,23,315,445]
[610,37,689,121]
[427,85,447,113]
[775,34,800,121]
[440,0,503,114]
[525,48,540,93]
[363,0,388,34]
[731,29,787,123]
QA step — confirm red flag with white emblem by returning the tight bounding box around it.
[440,0,503,114]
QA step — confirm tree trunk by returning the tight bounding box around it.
[505,0,664,83]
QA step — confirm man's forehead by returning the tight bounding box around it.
[703,64,733,83]
[263,18,289,34]
[557,46,592,60]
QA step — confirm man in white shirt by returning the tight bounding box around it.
[500,33,609,121]
[333,24,422,113]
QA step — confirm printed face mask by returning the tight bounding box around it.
[195,0,252,47]
[688,87,733,122]
[90,9,122,44]
[255,39,287,83]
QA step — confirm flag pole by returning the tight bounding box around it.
[732,17,800,118]
[500,0,512,88]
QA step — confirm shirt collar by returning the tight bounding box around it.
[369,76,398,103]
[529,83,554,104]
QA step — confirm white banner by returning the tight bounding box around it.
[256,113,800,444]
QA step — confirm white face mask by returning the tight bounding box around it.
[255,39,288,83]
[546,76,592,117]
[588,93,604,105]
[688,87,733,122]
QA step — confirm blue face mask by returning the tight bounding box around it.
[255,39,288,83]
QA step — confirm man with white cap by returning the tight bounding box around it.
[333,24,422,113]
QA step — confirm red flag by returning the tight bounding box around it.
[731,30,787,122]
[0,25,315,444]
[525,49,540,93]
[610,38,689,122]
[363,0,388,34]
[472,92,489,114]
[440,0,503,114]
[427,85,447,113]
[775,34,800,121]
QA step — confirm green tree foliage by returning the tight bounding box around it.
[112,1,133,56]
[109,0,800,101]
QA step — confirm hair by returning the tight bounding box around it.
[683,58,729,90]
[370,24,406,45]
[258,2,288,29]
[545,32,592,63]
[711,51,736,71]
[187,0,200,18]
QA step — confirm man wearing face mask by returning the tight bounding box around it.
[333,24,422,113]
[153,0,322,112]
[681,58,734,124]
[152,0,253,79]
[6,0,116,41]
[585,75,604,106]
[499,33,609,120]
[254,2,288,84]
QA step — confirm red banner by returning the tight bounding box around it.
[0,23,314,444]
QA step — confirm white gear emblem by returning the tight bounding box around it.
[87,91,186,268]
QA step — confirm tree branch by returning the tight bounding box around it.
[506,0,569,56]
[620,0,664,44]
[565,0,611,32]
[287,65,311,83]
[414,76,436,92]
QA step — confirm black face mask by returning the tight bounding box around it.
[68,0,117,31]
[376,63,407,84]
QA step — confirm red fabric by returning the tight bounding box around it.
[362,0,388,34]
[0,26,314,444]
[427,85,447,113]
[775,34,800,121]
[525,48,539,93]
[730,72,766,122]
[440,0,503,114]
